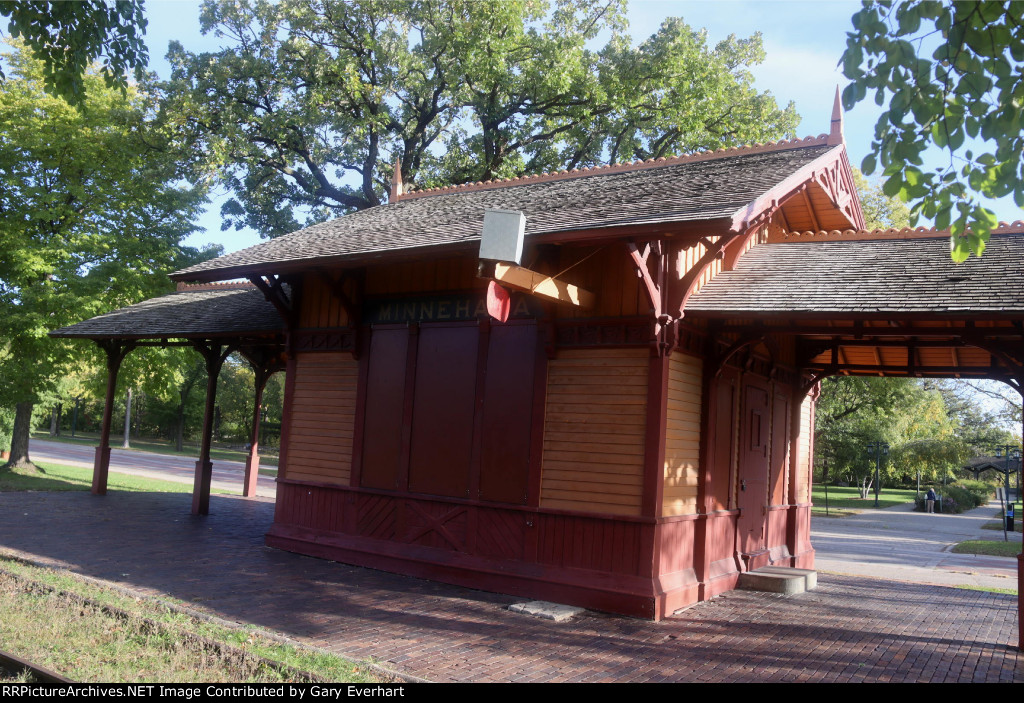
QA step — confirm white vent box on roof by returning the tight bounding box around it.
[480,209,526,265]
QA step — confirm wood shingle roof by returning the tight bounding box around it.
[50,284,284,339]
[173,141,839,282]
[686,227,1024,317]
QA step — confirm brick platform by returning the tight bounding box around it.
[0,491,1019,683]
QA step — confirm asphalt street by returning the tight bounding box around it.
[28,438,277,499]
[812,498,1021,589]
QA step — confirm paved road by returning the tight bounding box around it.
[28,438,277,499]
[812,499,1021,589]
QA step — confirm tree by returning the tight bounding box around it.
[853,168,911,230]
[0,0,148,104]
[815,377,967,491]
[841,0,1024,262]
[163,0,799,237]
[0,43,206,471]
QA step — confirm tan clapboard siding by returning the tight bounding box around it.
[540,349,648,516]
[795,394,814,503]
[284,352,358,486]
[663,353,703,516]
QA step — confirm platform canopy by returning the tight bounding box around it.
[49,282,287,513]
[50,282,285,343]
[686,224,1024,389]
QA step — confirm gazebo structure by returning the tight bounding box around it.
[53,101,1024,622]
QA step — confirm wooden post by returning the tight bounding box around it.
[243,365,270,498]
[192,343,228,515]
[93,341,133,495]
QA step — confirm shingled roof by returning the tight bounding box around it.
[50,284,284,340]
[173,140,840,282]
[686,228,1024,317]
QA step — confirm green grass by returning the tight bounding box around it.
[981,521,1023,533]
[31,431,279,470]
[0,462,232,495]
[0,556,391,683]
[951,540,1023,558]
[953,584,1019,596]
[812,485,919,510]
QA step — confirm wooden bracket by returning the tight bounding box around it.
[249,275,293,323]
[672,233,739,319]
[627,240,664,319]
[493,262,595,309]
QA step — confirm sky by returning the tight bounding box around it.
[104,0,1023,253]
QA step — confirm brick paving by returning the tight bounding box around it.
[0,490,1020,683]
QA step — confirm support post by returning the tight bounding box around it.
[243,366,270,498]
[192,343,229,515]
[93,341,134,495]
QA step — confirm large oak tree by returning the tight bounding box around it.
[0,43,206,470]
[163,0,800,237]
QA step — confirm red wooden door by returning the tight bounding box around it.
[737,378,770,554]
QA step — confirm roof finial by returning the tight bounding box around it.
[390,158,404,201]
[828,86,845,146]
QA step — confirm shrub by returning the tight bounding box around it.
[915,482,990,513]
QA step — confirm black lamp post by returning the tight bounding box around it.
[994,446,1020,541]
[866,441,890,509]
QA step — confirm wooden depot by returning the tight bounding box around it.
[52,95,1024,623]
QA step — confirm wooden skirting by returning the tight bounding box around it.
[267,481,815,619]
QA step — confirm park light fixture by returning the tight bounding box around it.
[866,441,889,509]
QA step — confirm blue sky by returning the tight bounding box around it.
[134,1,1018,252]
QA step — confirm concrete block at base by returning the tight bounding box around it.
[508,600,584,622]
[757,566,818,590]
[738,569,808,595]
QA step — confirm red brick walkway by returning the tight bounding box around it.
[1,491,1019,682]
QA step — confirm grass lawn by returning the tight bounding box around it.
[953,584,1018,596]
[0,557,389,683]
[951,540,1023,558]
[31,431,279,472]
[0,462,232,495]
[812,485,919,510]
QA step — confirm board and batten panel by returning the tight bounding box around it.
[285,352,358,485]
[540,348,648,516]
[663,352,702,516]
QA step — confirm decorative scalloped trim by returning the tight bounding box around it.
[766,221,1024,243]
[396,135,831,201]
[175,281,256,292]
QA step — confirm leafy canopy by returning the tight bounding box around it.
[163,0,799,237]
[0,0,148,104]
[815,377,971,486]
[0,41,207,409]
[841,0,1024,262]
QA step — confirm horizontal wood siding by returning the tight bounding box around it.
[284,352,358,485]
[663,352,702,516]
[540,348,648,516]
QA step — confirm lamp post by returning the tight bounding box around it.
[866,441,890,509]
[994,446,1020,542]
